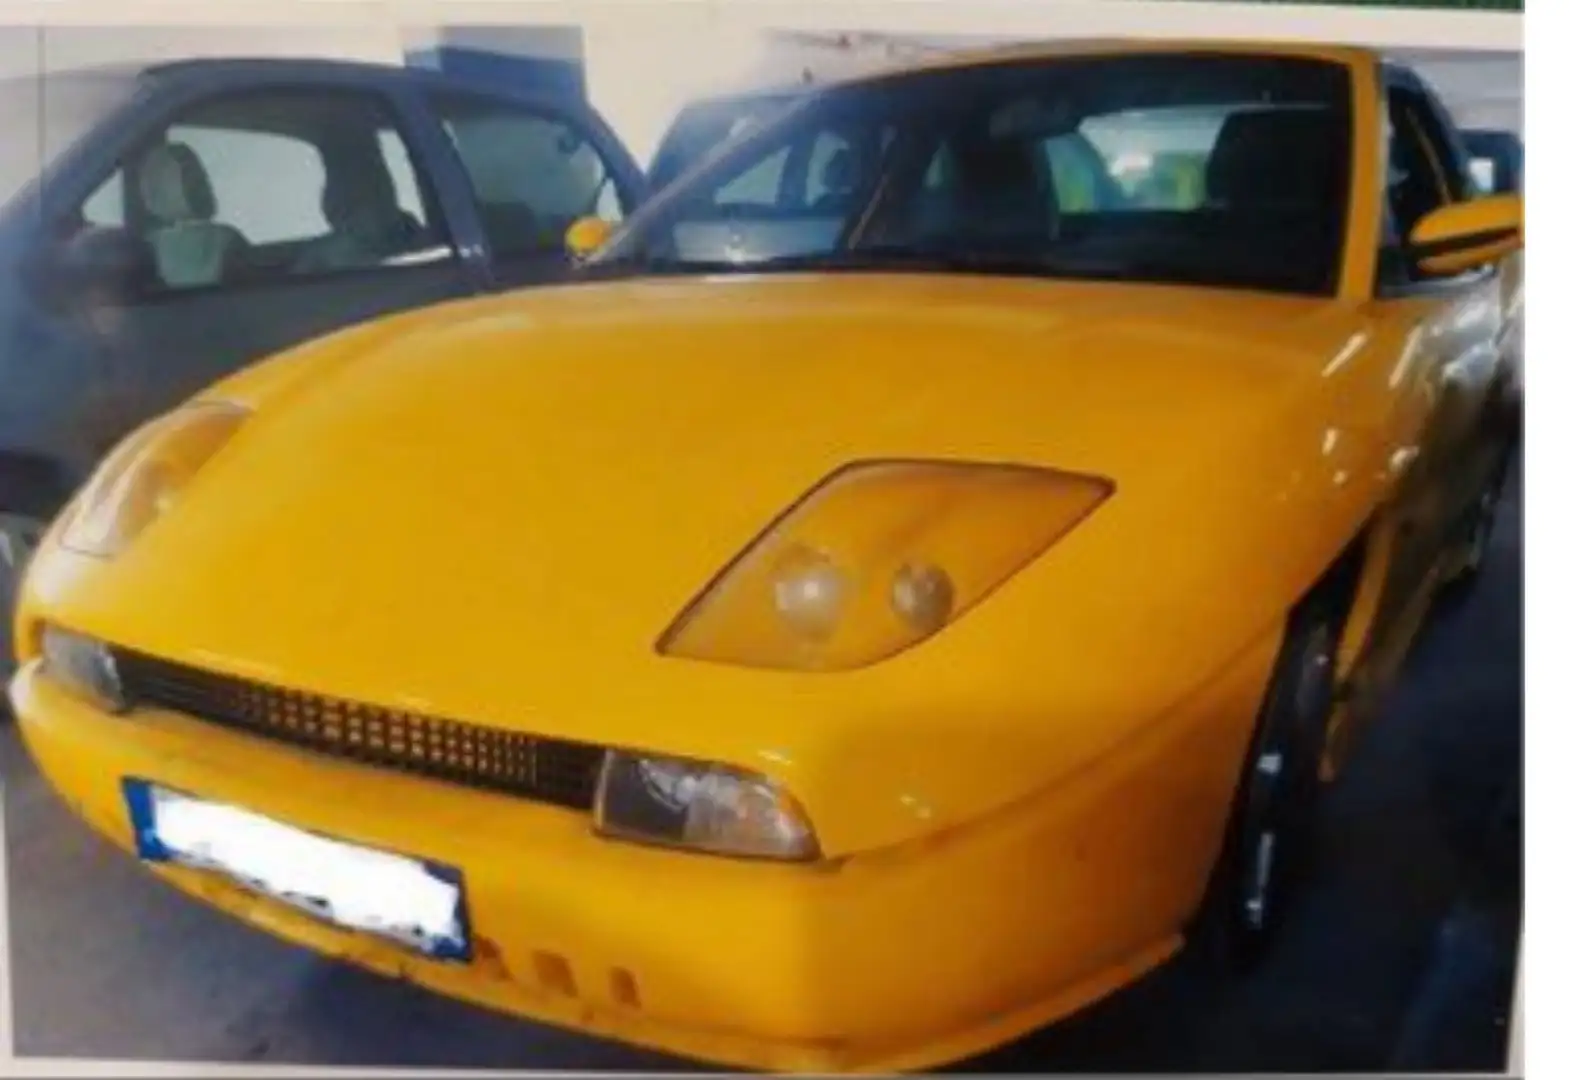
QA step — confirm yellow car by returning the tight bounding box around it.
[10,40,1522,1073]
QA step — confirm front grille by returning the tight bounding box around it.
[111,649,606,812]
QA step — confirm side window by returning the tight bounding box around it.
[1381,84,1471,286]
[803,130,851,206]
[80,171,124,227]
[67,88,451,297]
[431,93,628,261]
[166,124,328,244]
[377,127,431,226]
[1039,132,1110,213]
[713,145,789,207]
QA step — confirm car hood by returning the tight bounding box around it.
[46,273,1390,852]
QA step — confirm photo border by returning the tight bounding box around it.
[0,0,1533,1076]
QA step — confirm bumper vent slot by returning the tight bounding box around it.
[111,648,606,812]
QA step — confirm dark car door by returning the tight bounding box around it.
[1462,129,1523,196]
[417,88,648,291]
[31,75,484,458]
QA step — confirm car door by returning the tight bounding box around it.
[33,76,483,460]
[1367,68,1508,623]
[418,88,647,292]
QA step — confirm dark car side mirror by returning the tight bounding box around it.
[23,226,155,313]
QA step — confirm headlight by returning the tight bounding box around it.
[40,625,127,712]
[61,400,249,559]
[594,751,819,861]
[658,460,1113,672]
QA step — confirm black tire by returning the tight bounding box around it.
[1192,565,1355,972]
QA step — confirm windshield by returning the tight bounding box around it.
[647,92,804,190]
[594,53,1355,296]
[0,67,140,207]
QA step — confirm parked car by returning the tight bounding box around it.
[0,56,647,677]
[1461,128,1523,440]
[12,41,1521,1073]
[647,84,808,190]
[1462,128,1523,196]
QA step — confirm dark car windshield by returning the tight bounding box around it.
[592,53,1355,296]
[647,91,804,190]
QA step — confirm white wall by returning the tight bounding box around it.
[1394,49,1522,134]
[0,27,42,205]
[580,10,770,167]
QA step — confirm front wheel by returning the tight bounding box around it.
[1195,585,1348,971]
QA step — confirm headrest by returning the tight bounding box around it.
[820,146,861,194]
[137,142,217,224]
[1205,108,1344,211]
[321,157,404,234]
[959,138,1039,194]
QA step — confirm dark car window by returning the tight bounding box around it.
[647,94,801,190]
[429,91,628,264]
[1380,83,1473,288]
[595,54,1356,297]
[1463,130,1523,196]
[66,87,454,297]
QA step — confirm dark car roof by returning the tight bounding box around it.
[133,54,588,111]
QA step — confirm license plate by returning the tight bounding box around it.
[122,779,470,961]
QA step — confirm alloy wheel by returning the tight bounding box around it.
[1239,620,1337,936]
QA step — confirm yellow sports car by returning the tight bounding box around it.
[10,40,1522,1073]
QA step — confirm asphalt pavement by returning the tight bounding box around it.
[1,470,1521,1072]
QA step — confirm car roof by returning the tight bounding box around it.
[133,54,587,109]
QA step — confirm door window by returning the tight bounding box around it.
[430,93,628,262]
[67,87,453,298]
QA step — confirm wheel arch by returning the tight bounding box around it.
[0,450,80,519]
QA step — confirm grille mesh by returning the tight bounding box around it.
[111,649,606,812]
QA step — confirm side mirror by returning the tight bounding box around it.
[24,226,153,311]
[1409,193,1522,277]
[564,215,615,261]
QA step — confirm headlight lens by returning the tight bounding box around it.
[658,460,1113,672]
[40,625,127,712]
[61,400,249,559]
[594,751,818,861]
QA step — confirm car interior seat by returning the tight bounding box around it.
[135,141,249,289]
[1204,108,1344,216]
[293,156,429,274]
[952,135,1058,245]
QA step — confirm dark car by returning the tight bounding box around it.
[646,80,1130,235]
[647,85,808,191]
[0,57,648,674]
[1463,128,1523,195]
[1461,128,1523,440]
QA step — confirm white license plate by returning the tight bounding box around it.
[123,779,470,961]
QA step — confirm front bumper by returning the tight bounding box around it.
[9,644,1269,1072]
